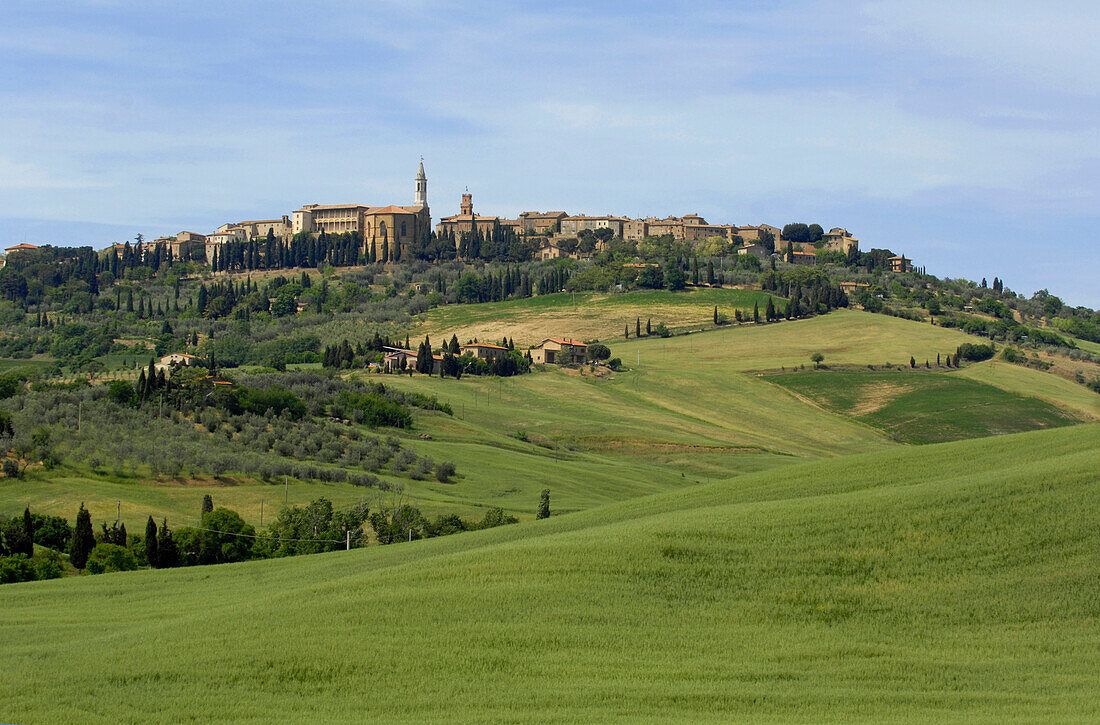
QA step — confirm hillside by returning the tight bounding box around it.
[410,287,780,345]
[2,424,1097,722]
[1,307,1089,531]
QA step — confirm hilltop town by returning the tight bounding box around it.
[4,162,911,275]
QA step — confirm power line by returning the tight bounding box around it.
[162,520,347,544]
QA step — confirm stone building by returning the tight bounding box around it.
[435,191,502,238]
[518,211,568,234]
[820,227,859,254]
[559,215,628,237]
[530,338,588,365]
[291,162,431,261]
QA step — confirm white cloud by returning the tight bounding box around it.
[861,0,1100,95]
[0,158,107,190]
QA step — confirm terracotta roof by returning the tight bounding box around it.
[5,243,37,251]
[439,214,499,222]
[461,343,508,350]
[296,203,369,211]
[543,337,587,347]
[365,205,420,215]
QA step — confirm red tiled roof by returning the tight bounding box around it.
[461,343,508,350]
[544,337,587,347]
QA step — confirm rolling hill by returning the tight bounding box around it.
[1,306,1090,531]
[2,424,1097,722]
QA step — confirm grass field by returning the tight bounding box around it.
[765,368,1081,443]
[409,287,783,346]
[1068,336,1100,355]
[2,424,1097,722]
[0,357,53,373]
[957,359,1100,421]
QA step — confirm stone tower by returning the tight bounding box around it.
[414,160,428,209]
[460,190,473,216]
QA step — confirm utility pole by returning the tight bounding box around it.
[346,530,350,550]
[260,499,264,528]
[284,476,288,503]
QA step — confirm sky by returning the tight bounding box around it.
[1,1,1097,306]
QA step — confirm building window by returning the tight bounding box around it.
[401,222,407,236]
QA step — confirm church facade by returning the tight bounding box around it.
[290,162,431,261]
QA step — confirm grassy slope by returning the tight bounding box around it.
[4,308,1088,531]
[409,287,782,346]
[956,359,1100,420]
[765,369,1080,444]
[2,424,1097,722]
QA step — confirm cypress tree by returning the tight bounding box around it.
[71,503,94,570]
[20,507,34,557]
[753,301,760,324]
[713,306,719,325]
[635,317,641,337]
[646,318,652,335]
[201,494,213,518]
[625,324,629,339]
[157,519,179,568]
[765,298,775,322]
[145,516,158,568]
[536,489,550,520]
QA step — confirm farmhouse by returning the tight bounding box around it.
[460,343,508,362]
[789,250,817,266]
[383,349,442,375]
[839,281,870,296]
[736,243,770,259]
[156,352,201,371]
[530,338,587,365]
[5,243,38,254]
[888,255,911,273]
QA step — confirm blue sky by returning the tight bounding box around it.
[1,0,1097,306]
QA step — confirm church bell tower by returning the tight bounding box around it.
[414,159,428,209]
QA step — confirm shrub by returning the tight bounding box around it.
[586,343,612,362]
[435,461,456,483]
[85,543,138,575]
[957,342,995,362]
[1,459,17,477]
[35,551,63,580]
[409,456,433,480]
[0,554,36,584]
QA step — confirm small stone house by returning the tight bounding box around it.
[383,349,441,375]
[530,338,588,365]
[839,282,870,296]
[460,343,509,362]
